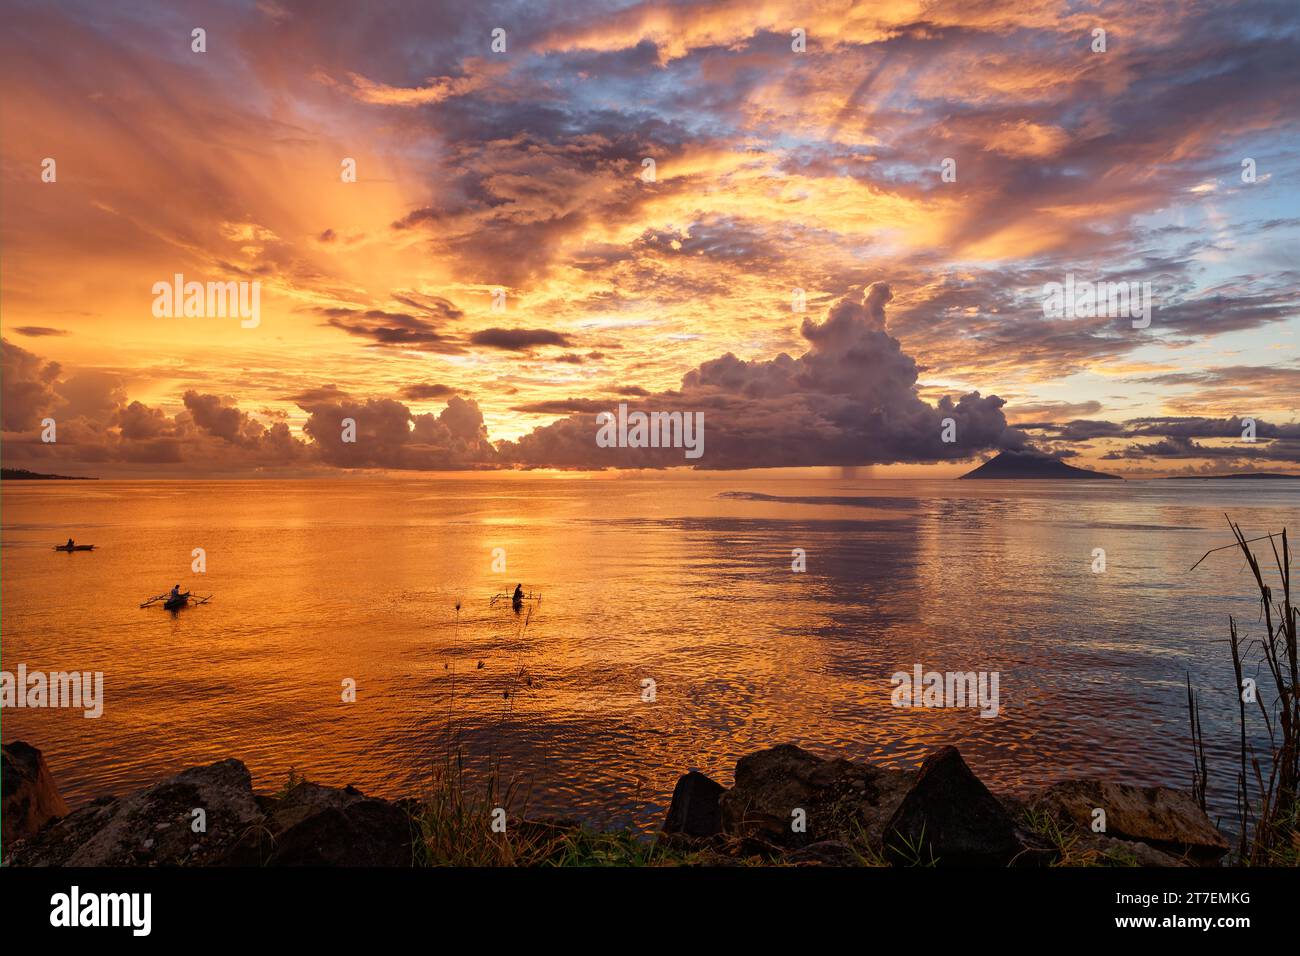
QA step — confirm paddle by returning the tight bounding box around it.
[138,592,169,608]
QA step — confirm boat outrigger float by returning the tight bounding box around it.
[139,591,213,610]
[53,544,95,551]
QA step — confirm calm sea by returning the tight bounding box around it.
[2,477,1296,831]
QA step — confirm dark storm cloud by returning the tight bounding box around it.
[1103,435,1300,463]
[321,308,464,353]
[1028,419,1131,442]
[1127,416,1300,440]
[389,293,463,321]
[1026,415,1300,447]
[469,328,573,351]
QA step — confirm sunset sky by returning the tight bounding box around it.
[2,0,1298,477]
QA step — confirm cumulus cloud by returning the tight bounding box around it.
[57,371,128,422]
[118,400,171,440]
[8,302,1296,474]
[499,284,1023,469]
[2,338,62,431]
[2,338,312,473]
[299,394,498,470]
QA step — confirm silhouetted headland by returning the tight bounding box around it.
[960,450,1121,480]
[1,468,95,481]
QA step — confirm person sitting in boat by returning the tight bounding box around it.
[169,584,182,601]
[66,537,74,549]
[512,584,524,603]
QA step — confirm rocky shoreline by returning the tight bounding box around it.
[1,740,1229,866]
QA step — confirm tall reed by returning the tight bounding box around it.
[414,591,541,865]
[1190,519,1298,865]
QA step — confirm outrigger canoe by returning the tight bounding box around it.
[140,591,213,610]
[53,544,95,551]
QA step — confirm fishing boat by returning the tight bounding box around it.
[163,592,190,611]
[140,590,212,610]
[53,544,95,551]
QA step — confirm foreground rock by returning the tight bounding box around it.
[1,741,70,843]
[883,746,1053,866]
[1030,778,1229,865]
[5,758,263,866]
[719,743,913,851]
[3,755,412,867]
[663,771,726,837]
[5,740,1229,868]
[226,781,414,866]
[666,743,1225,867]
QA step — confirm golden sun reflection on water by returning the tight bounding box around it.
[2,477,1294,830]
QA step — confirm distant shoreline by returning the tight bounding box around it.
[1164,473,1300,480]
[0,467,1296,482]
[0,468,96,481]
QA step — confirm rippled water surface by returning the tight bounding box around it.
[2,477,1296,830]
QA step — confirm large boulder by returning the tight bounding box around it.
[1,741,70,844]
[1030,778,1228,864]
[227,781,414,866]
[884,746,1053,867]
[5,758,262,866]
[719,744,912,850]
[663,771,725,837]
[5,756,418,867]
